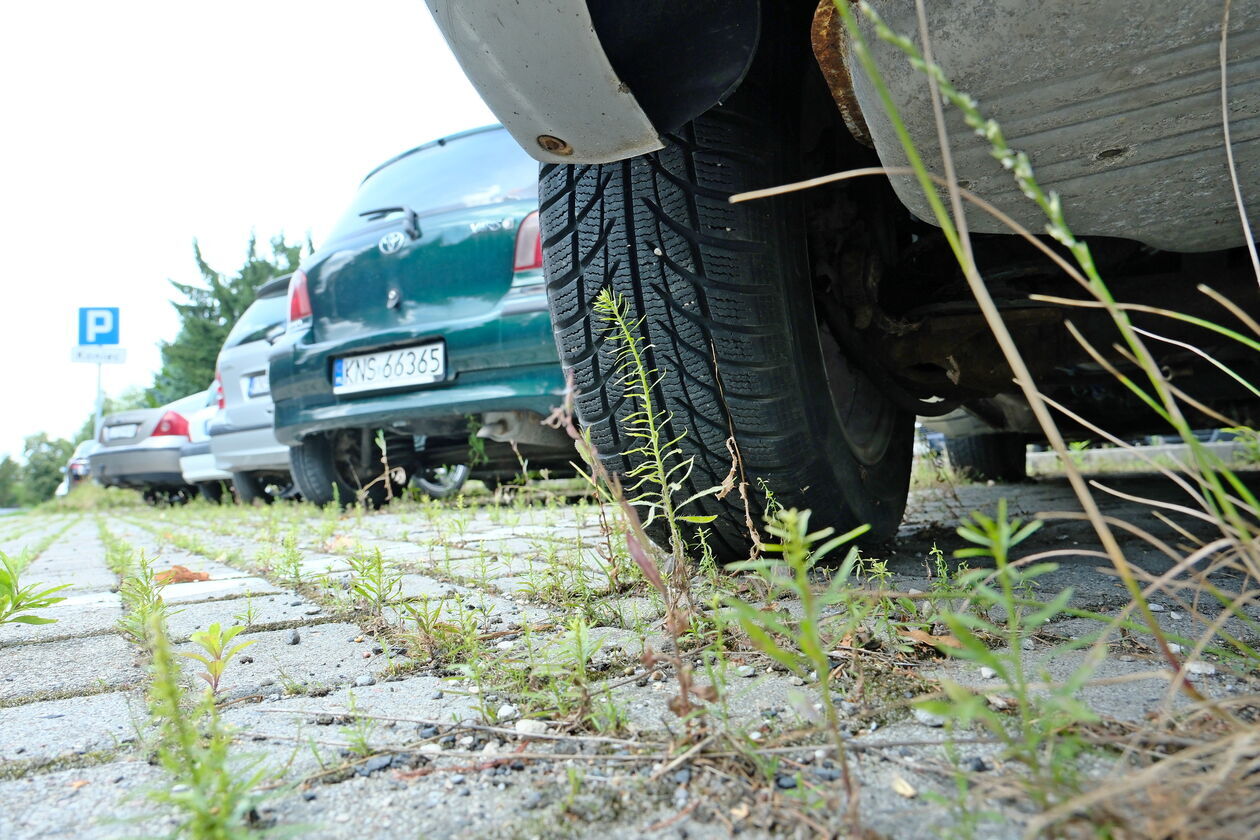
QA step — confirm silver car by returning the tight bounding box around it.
[210,274,297,503]
[91,391,206,504]
[179,386,234,502]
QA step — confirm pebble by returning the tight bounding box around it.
[285,629,301,646]
[735,665,757,678]
[812,767,841,782]
[420,726,439,738]
[979,666,997,679]
[432,690,444,700]
[673,768,691,785]
[522,791,543,810]
[1170,611,1182,620]
[355,675,376,687]
[1169,643,1184,654]
[964,757,988,772]
[1020,638,1034,651]
[515,719,549,736]
[913,708,948,728]
[673,787,689,809]
[304,607,321,615]
[302,791,317,801]
[357,754,393,776]
[419,743,443,754]
[496,703,519,721]
[450,774,466,785]
[289,600,303,607]
[1148,603,1165,613]
[497,640,515,650]
[775,775,797,790]
[788,675,805,686]
[1186,662,1216,676]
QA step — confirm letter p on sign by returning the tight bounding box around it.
[79,307,120,345]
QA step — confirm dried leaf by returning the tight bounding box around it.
[891,775,917,798]
[730,801,750,821]
[694,684,719,703]
[901,628,962,649]
[69,779,90,790]
[154,565,209,584]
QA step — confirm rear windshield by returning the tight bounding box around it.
[224,293,288,349]
[326,128,538,241]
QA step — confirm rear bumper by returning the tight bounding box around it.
[273,362,566,446]
[180,450,231,484]
[209,423,290,473]
[91,443,186,488]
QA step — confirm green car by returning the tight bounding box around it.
[269,126,574,505]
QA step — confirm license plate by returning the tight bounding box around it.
[105,423,138,440]
[246,372,270,397]
[332,342,445,395]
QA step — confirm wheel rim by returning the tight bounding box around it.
[412,464,469,496]
[818,319,898,467]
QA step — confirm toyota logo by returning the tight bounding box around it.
[378,231,407,255]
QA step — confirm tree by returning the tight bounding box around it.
[149,234,303,404]
[21,434,74,504]
[0,457,22,508]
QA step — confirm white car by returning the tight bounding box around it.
[179,388,234,502]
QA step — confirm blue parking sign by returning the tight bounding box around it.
[79,308,119,345]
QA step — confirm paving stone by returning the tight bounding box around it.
[0,690,141,762]
[18,564,118,596]
[156,575,282,604]
[177,623,395,696]
[165,593,320,641]
[0,634,143,705]
[0,760,169,840]
[0,591,122,647]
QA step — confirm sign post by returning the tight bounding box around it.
[73,308,125,440]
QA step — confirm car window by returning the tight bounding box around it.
[326,128,538,241]
[224,293,288,349]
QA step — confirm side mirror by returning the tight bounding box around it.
[265,324,286,345]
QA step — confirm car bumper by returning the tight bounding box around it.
[209,422,290,473]
[180,445,232,484]
[91,441,187,488]
[273,362,566,446]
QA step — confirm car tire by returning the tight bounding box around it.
[945,434,1027,482]
[539,16,913,564]
[412,464,470,499]
[197,481,231,504]
[289,429,410,508]
[233,472,284,505]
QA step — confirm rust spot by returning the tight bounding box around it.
[811,0,872,148]
[537,135,574,155]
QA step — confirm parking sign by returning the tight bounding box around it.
[79,307,120,345]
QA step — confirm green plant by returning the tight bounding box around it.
[726,508,868,829]
[144,613,268,839]
[117,551,179,646]
[346,547,403,616]
[921,500,1097,805]
[0,551,67,625]
[339,693,377,757]
[181,623,257,696]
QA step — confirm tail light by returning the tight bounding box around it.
[288,269,312,324]
[214,370,225,410]
[152,410,189,437]
[513,211,543,272]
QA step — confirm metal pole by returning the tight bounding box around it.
[93,362,104,441]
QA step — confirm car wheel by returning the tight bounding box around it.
[289,429,411,508]
[539,21,913,564]
[197,481,231,504]
[945,434,1027,482]
[412,464,470,499]
[232,472,285,505]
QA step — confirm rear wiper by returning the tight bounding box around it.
[358,205,421,239]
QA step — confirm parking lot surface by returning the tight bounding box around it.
[2,469,1256,839]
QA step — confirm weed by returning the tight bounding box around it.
[144,613,268,839]
[339,693,377,757]
[0,551,67,626]
[181,623,257,696]
[346,547,402,616]
[117,551,179,647]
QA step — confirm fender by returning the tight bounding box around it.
[425,0,760,165]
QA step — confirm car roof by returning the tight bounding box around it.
[359,124,504,184]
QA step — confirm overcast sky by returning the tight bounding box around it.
[0,0,494,459]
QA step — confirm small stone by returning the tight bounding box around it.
[285,629,301,645]
[304,607,321,615]
[514,719,549,736]
[497,640,515,650]
[1169,643,1184,654]
[440,735,456,747]
[1148,603,1165,613]
[673,787,689,809]
[522,791,543,810]
[1186,661,1216,676]
[266,693,281,702]
[449,774,466,785]
[964,757,988,772]
[1170,611,1182,620]
[813,767,841,782]
[420,726,439,738]
[1119,655,1135,662]
[673,768,691,785]
[289,600,303,607]
[913,708,947,728]
[419,743,443,754]
[496,703,519,721]
[357,754,393,776]
[355,675,376,687]
[788,675,805,686]
[979,666,997,680]
[432,690,444,700]
[775,775,797,790]
[458,735,475,747]
[1020,638,1034,651]
[735,665,756,678]
[302,791,317,801]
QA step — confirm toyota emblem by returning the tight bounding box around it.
[378,231,407,255]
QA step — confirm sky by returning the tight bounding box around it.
[0,0,494,459]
